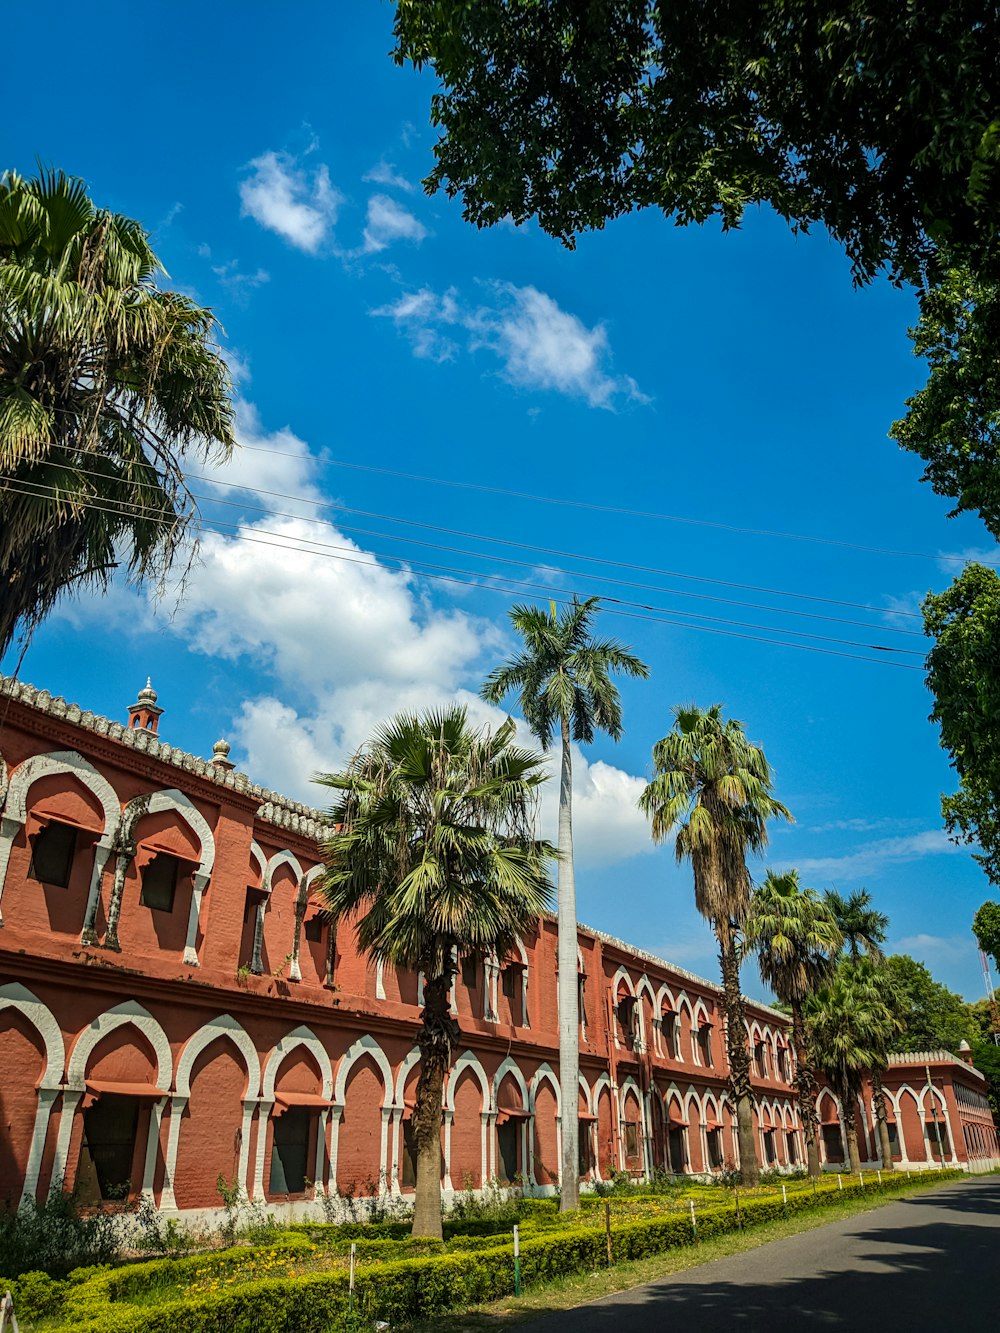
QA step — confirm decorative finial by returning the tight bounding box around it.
[212,738,236,771]
[137,677,158,705]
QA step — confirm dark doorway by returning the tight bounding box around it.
[270,1107,311,1194]
[81,1095,139,1200]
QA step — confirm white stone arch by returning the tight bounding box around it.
[611,965,636,998]
[175,1014,261,1099]
[249,840,266,884]
[655,982,677,1012]
[60,1000,172,1201]
[446,1050,491,1113]
[123,788,215,879]
[67,999,171,1091]
[393,1045,422,1106]
[635,974,657,1049]
[0,982,65,1088]
[529,1062,561,1113]
[619,1074,647,1175]
[492,1056,529,1109]
[5,750,119,829]
[682,1086,703,1122]
[0,984,66,1205]
[263,1025,334,1102]
[334,1033,392,1108]
[166,1015,262,1208]
[260,847,300,891]
[0,750,122,927]
[578,1073,595,1116]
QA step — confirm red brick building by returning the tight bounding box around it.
[0,677,995,1219]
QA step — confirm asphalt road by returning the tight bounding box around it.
[522,1176,1000,1331]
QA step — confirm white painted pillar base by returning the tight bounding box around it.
[21,1086,60,1206]
[252,1100,274,1200]
[160,1094,188,1210]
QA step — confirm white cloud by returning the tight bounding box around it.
[778,829,962,882]
[362,194,428,254]
[893,932,974,966]
[211,260,270,301]
[937,546,1000,572]
[373,282,647,409]
[239,151,340,253]
[195,399,323,517]
[363,160,414,193]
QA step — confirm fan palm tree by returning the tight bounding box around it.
[839,957,907,1170]
[639,704,791,1186]
[825,888,889,963]
[481,595,648,1210]
[0,168,234,657]
[317,705,554,1239]
[805,972,883,1174]
[744,869,843,1179]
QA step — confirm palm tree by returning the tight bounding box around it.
[481,595,648,1210]
[0,168,234,657]
[825,889,889,963]
[639,704,791,1186]
[805,972,883,1174]
[840,957,906,1170]
[744,869,843,1179]
[317,706,554,1239]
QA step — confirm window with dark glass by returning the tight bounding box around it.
[501,966,517,999]
[81,1095,139,1200]
[707,1128,724,1169]
[140,854,179,912]
[304,916,324,943]
[668,1126,686,1173]
[29,822,77,887]
[624,1121,640,1162]
[777,1047,791,1081]
[764,1129,777,1164]
[461,955,477,988]
[401,1119,417,1188]
[617,996,637,1042]
[886,1122,900,1157]
[662,1011,680,1058]
[497,1121,519,1183]
[698,1024,713,1066]
[754,1041,768,1078]
[578,1126,594,1176]
[786,1131,799,1163]
[269,1107,311,1194]
[822,1124,845,1161]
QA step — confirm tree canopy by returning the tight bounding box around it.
[923,564,1000,886]
[881,954,977,1054]
[973,901,1000,970]
[0,168,234,657]
[394,1,1000,285]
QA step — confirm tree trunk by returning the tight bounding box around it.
[871,1067,894,1169]
[557,712,580,1211]
[718,929,759,1186]
[842,1095,863,1175]
[791,1003,821,1180]
[411,971,456,1239]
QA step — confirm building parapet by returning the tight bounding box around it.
[0,675,333,840]
[887,1049,986,1082]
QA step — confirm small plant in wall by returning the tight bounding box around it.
[271,953,293,980]
[235,963,251,986]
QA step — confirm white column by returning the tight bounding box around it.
[238,1098,256,1196]
[250,899,266,974]
[80,836,114,946]
[314,1109,329,1196]
[53,1089,83,1187]
[379,1106,391,1190]
[328,1105,343,1195]
[480,1110,490,1188]
[442,1108,454,1193]
[289,877,307,983]
[141,1096,167,1199]
[486,1112,497,1181]
[375,960,386,1001]
[182,871,210,966]
[252,1099,274,1199]
[0,814,24,923]
[389,1107,403,1195]
[20,1086,60,1206]
[160,1094,188,1210]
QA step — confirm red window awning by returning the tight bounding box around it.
[667,1106,687,1126]
[496,1105,531,1125]
[578,1111,598,1123]
[273,1091,333,1112]
[83,1080,169,1108]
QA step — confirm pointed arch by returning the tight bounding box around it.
[492,1056,529,1109]
[122,788,215,880]
[5,750,119,830]
[529,1063,561,1113]
[263,1025,333,1101]
[175,1015,261,1099]
[0,982,64,1089]
[334,1034,392,1107]
[262,849,304,892]
[67,1000,171,1090]
[446,1051,490,1112]
[393,1046,422,1106]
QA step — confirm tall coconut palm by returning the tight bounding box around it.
[317,706,554,1239]
[0,168,234,657]
[805,972,883,1174]
[481,595,648,1211]
[744,869,843,1179]
[639,704,791,1186]
[825,888,889,963]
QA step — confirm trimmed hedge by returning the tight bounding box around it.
[45,1169,964,1332]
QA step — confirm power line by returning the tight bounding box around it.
[233,440,987,566]
[0,474,925,669]
[28,446,925,628]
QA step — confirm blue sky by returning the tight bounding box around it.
[6,1,1000,1002]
